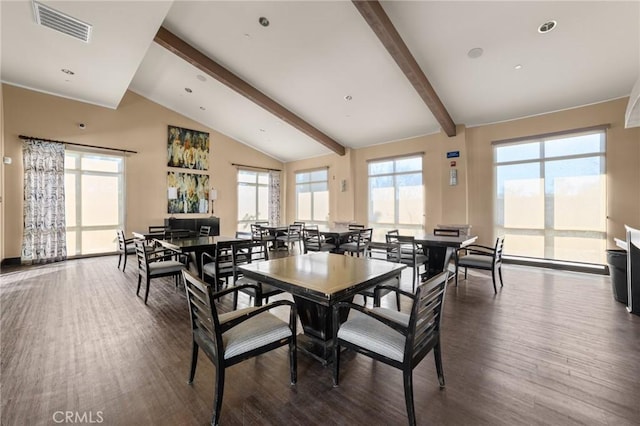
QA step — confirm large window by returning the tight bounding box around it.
[65,149,125,256]
[237,169,269,230]
[295,169,329,226]
[368,155,424,240]
[494,129,606,264]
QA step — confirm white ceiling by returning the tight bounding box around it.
[2,1,639,162]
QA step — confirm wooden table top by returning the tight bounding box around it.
[238,252,405,305]
[155,235,241,252]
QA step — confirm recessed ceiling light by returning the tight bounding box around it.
[199,106,206,111]
[196,75,206,82]
[344,95,352,101]
[185,88,192,93]
[259,17,269,27]
[538,20,557,34]
[61,68,74,75]
[514,64,523,70]
[467,47,483,59]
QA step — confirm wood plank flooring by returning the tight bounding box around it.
[1,255,639,425]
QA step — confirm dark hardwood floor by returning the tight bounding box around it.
[1,253,639,425]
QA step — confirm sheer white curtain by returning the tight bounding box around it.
[268,171,281,226]
[22,139,67,264]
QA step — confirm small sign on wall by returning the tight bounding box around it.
[446,151,460,159]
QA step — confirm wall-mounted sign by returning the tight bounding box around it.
[446,151,460,159]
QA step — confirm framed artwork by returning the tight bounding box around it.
[167,172,210,214]
[167,125,209,170]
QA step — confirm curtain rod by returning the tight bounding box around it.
[231,162,281,172]
[19,135,137,154]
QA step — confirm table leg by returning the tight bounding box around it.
[424,246,455,280]
[292,295,352,365]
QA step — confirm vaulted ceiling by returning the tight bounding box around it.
[2,1,638,162]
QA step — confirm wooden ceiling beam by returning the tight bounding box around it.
[352,1,457,137]
[154,26,346,156]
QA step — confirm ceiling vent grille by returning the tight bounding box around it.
[33,1,92,43]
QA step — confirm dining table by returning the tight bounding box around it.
[238,252,406,365]
[155,235,244,277]
[319,227,354,250]
[414,233,478,279]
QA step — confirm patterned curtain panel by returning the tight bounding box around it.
[268,171,281,226]
[22,139,67,264]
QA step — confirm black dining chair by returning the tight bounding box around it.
[182,270,297,426]
[276,223,304,253]
[201,240,236,292]
[134,239,187,304]
[230,240,284,309]
[333,271,449,426]
[360,241,401,310]
[303,228,336,253]
[386,231,428,290]
[116,229,135,271]
[455,236,505,293]
[339,227,373,257]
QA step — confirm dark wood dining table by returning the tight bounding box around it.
[319,227,354,250]
[155,235,243,277]
[414,233,478,279]
[238,252,406,364]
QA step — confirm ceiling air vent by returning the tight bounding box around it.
[33,1,92,43]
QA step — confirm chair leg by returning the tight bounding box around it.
[211,363,225,426]
[144,277,151,304]
[491,268,498,293]
[454,259,459,287]
[117,253,123,270]
[395,290,401,312]
[122,253,127,271]
[434,342,445,388]
[403,370,416,426]
[498,266,504,287]
[332,342,341,387]
[188,341,199,384]
[136,274,142,296]
[232,291,238,310]
[289,335,297,385]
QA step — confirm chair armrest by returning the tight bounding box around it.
[148,249,187,263]
[124,238,135,244]
[201,251,215,264]
[373,285,415,301]
[333,302,408,335]
[220,299,297,332]
[457,244,494,255]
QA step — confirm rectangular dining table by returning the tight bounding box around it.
[414,233,478,279]
[238,252,406,364]
[155,235,243,277]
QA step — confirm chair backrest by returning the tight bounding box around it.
[232,240,269,281]
[433,228,460,237]
[303,228,323,251]
[117,229,126,251]
[348,224,365,230]
[183,270,223,356]
[365,241,400,263]
[250,224,268,240]
[199,225,211,236]
[255,221,269,226]
[494,236,505,266]
[406,271,448,363]
[134,239,149,276]
[235,230,252,240]
[148,225,168,234]
[353,227,373,245]
[293,221,306,229]
[211,240,236,282]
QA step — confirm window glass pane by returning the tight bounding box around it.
[297,193,312,220]
[497,163,544,229]
[258,173,269,185]
[503,233,545,258]
[370,176,394,223]
[66,231,77,256]
[297,183,311,194]
[81,230,118,255]
[81,175,120,227]
[257,186,269,220]
[238,170,255,184]
[81,156,121,173]
[554,236,605,264]
[545,133,604,158]
[397,180,423,224]
[496,142,540,163]
[65,155,77,169]
[313,191,329,221]
[310,170,327,181]
[296,173,309,184]
[311,182,327,192]
[395,157,421,173]
[368,161,393,176]
[238,185,256,221]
